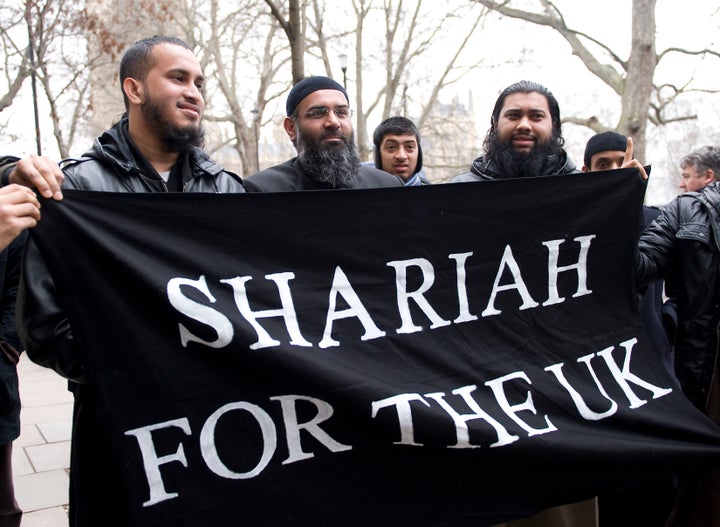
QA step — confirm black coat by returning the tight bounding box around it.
[0,231,26,444]
[246,157,402,191]
[450,151,579,182]
[636,181,720,412]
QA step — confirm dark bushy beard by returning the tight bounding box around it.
[141,97,205,153]
[295,127,361,188]
[485,129,563,179]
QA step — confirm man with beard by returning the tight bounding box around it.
[456,81,591,527]
[245,76,402,191]
[451,80,579,183]
[15,35,245,527]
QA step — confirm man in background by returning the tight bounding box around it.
[372,116,429,186]
[582,130,676,527]
[678,145,719,193]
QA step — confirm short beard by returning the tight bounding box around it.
[485,129,563,179]
[295,127,361,188]
[141,98,205,153]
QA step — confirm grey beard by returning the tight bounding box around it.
[296,136,361,188]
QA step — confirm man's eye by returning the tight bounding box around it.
[306,108,327,119]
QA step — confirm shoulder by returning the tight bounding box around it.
[246,159,306,192]
[449,172,482,183]
[189,149,246,192]
[355,165,403,188]
[60,157,106,190]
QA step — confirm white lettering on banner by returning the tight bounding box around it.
[387,257,452,333]
[124,339,673,509]
[126,396,349,507]
[319,267,387,348]
[222,273,313,350]
[481,245,539,317]
[199,402,276,479]
[167,276,234,348]
[370,338,672,448]
[124,418,192,507]
[167,237,598,351]
[542,235,595,306]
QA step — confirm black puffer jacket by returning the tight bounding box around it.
[635,182,720,413]
[450,152,579,182]
[17,119,246,381]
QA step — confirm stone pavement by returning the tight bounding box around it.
[12,353,72,526]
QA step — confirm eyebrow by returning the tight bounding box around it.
[167,68,205,83]
[307,104,349,110]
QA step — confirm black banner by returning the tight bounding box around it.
[31,170,720,526]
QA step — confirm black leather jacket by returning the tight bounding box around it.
[17,119,246,382]
[635,182,720,411]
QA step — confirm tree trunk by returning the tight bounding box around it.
[618,0,656,163]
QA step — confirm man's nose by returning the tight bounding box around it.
[516,116,532,130]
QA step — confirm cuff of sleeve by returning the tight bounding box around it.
[1,160,18,187]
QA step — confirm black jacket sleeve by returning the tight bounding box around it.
[17,236,85,382]
[635,200,680,289]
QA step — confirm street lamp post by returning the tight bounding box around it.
[339,53,348,89]
[250,108,260,171]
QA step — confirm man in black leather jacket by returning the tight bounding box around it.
[636,179,720,527]
[16,35,245,527]
[451,80,579,182]
[636,182,720,416]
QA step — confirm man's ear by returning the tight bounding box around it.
[283,116,297,143]
[123,77,144,106]
[706,168,716,183]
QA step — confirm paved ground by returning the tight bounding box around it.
[11,353,72,526]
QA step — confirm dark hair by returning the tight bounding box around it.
[119,35,192,111]
[372,116,420,146]
[372,116,423,173]
[484,80,564,154]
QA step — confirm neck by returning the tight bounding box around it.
[128,118,179,173]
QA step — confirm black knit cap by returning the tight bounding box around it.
[583,131,627,167]
[286,76,349,116]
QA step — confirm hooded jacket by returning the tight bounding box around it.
[451,152,579,182]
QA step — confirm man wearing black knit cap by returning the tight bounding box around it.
[246,76,402,191]
[581,130,647,177]
[579,131,677,527]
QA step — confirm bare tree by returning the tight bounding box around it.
[349,0,488,167]
[28,0,97,158]
[198,0,290,174]
[264,0,306,84]
[471,0,720,163]
[0,4,29,115]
